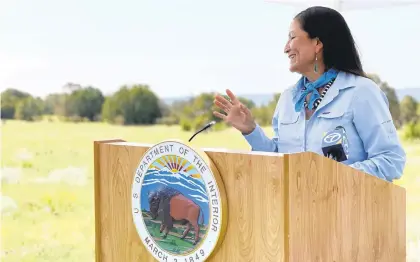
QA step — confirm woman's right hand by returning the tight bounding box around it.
[213,89,256,135]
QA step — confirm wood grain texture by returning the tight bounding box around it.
[96,142,155,262]
[200,149,229,259]
[286,152,406,262]
[94,141,405,262]
[204,150,285,262]
[94,139,125,262]
[94,142,286,262]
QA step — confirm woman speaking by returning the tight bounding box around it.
[213,6,406,182]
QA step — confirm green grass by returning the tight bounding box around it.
[142,213,204,254]
[1,120,419,261]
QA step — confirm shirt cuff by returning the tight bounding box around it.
[242,124,264,149]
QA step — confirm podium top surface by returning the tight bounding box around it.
[99,140,285,157]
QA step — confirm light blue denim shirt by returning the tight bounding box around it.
[243,71,406,182]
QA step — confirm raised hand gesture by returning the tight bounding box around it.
[213,89,256,135]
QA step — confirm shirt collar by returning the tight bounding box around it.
[291,70,357,104]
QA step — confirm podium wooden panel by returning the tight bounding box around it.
[94,140,406,262]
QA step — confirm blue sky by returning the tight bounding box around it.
[1,0,419,98]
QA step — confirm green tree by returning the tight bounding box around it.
[43,93,67,115]
[252,93,281,126]
[183,93,218,130]
[128,85,162,124]
[221,95,255,110]
[367,74,401,126]
[178,92,257,131]
[1,88,31,119]
[400,95,418,124]
[101,96,120,124]
[402,121,420,140]
[417,103,420,119]
[14,96,44,121]
[101,84,161,125]
[267,93,281,111]
[66,86,104,121]
[238,97,256,109]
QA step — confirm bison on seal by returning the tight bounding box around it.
[148,185,204,245]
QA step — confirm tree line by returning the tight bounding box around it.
[0,82,279,131]
[1,74,420,138]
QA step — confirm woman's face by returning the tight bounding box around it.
[284,19,320,74]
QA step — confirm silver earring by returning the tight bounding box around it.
[314,54,318,73]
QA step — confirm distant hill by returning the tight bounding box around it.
[162,93,275,107]
[395,88,420,101]
[162,88,420,106]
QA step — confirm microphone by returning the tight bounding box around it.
[321,126,349,162]
[188,120,216,142]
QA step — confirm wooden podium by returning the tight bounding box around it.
[94,139,406,262]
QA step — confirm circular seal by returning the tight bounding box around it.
[132,140,225,262]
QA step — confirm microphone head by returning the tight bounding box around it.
[188,120,217,142]
[321,126,349,162]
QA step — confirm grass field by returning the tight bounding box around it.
[1,120,420,261]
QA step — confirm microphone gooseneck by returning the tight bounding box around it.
[188,121,216,142]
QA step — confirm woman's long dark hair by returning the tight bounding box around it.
[295,6,366,77]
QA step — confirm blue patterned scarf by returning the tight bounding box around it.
[294,68,339,112]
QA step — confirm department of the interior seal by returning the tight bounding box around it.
[132,140,225,262]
